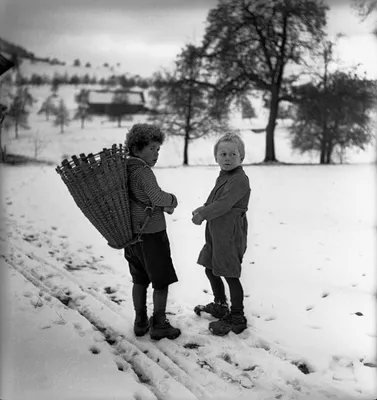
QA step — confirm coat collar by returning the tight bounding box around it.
[219,165,243,177]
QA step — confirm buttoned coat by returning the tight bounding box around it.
[197,166,250,278]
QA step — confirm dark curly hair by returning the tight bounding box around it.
[125,124,165,156]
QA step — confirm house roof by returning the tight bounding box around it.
[87,90,144,105]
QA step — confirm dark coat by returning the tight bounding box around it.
[197,166,250,278]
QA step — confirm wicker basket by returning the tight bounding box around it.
[56,143,134,249]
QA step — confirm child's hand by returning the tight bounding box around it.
[192,206,205,215]
[192,212,204,225]
[164,206,175,215]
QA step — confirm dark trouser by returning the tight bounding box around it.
[125,230,177,319]
[124,230,178,289]
[205,268,244,314]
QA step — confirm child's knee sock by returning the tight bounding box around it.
[205,268,226,303]
[225,277,244,314]
[153,287,168,317]
[132,283,148,313]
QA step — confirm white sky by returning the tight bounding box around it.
[0,0,376,77]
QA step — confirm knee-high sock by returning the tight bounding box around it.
[225,277,244,313]
[205,268,226,302]
[153,287,168,316]
[132,283,147,313]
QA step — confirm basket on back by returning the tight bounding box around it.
[56,143,133,249]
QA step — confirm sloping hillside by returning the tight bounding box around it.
[0,37,35,59]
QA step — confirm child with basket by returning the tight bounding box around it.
[125,124,180,340]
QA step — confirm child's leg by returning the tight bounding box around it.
[208,277,247,336]
[132,283,148,313]
[194,268,229,318]
[224,277,244,314]
[153,286,168,316]
[205,268,226,302]
[151,286,181,340]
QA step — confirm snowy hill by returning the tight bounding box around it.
[1,81,376,166]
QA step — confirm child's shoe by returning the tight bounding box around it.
[134,310,150,337]
[149,313,181,340]
[209,312,247,336]
[194,299,229,319]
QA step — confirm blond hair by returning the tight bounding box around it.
[214,133,245,161]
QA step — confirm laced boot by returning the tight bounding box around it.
[134,310,149,337]
[194,299,229,319]
[209,312,247,336]
[149,312,181,340]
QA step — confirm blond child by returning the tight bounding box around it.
[192,133,250,336]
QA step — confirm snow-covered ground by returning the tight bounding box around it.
[0,83,376,400]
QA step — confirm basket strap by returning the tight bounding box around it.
[128,190,156,240]
[128,190,152,211]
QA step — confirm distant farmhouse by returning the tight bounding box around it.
[86,89,147,116]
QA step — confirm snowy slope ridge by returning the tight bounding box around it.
[2,218,369,400]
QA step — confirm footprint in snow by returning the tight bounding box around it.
[73,322,86,337]
[104,286,117,294]
[110,296,124,305]
[89,345,101,355]
[104,286,125,305]
[30,297,43,308]
[23,234,38,242]
[264,316,276,321]
[330,355,356,382]
[307,325,322,330]
[305,306,314,311]
[183,342,201,349]
[115,360,128,372]
[64,263,86,271]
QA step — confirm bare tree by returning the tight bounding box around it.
[5,85,34,138]
[352,0,377,35]
[149,45,231,165]
[190,0,328,162]
[53,99,70,133]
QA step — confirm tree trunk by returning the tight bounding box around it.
[0,122,3,162]
[15,120,19,139]
[183,129,189,166]
[264,91,278,162]
[183,88,193,166]
[118,116,121,128]
[60,122,64,134]
[325,140,333,164]
[81,117,84,129]
[320,136,326,164]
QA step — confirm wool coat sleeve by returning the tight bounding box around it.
[137,166,178,208]
[199,174,249,221]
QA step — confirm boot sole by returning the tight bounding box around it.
[150,331,181,340]
[134,325,150,337]
[135,329,149,337]
[231,325,247,334]
[194,305,228,319]
[209,324,247,336]
[209,327,231,336]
